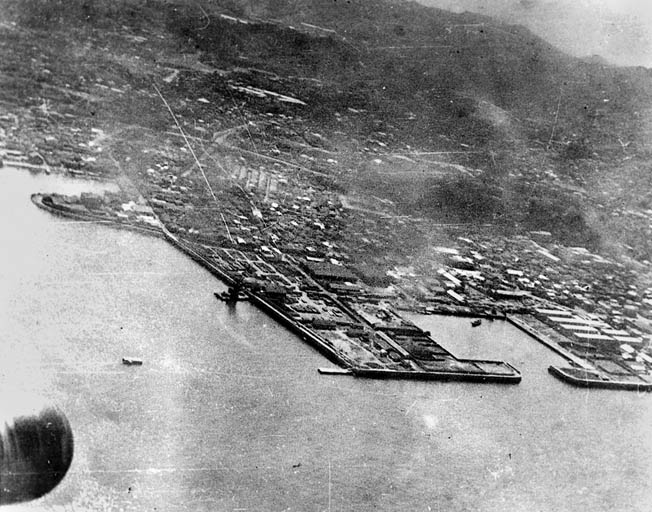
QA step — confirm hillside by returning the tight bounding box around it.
[2,0,652,259]
[169,0,652,151]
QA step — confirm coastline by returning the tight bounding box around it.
[548,365,652,392]
[166,229,522,383]
[32,192,522,384]
[31,193,164,238]
[508,314,652,391]
[506,314,594,369]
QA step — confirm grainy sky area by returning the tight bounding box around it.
[416,0,652,67]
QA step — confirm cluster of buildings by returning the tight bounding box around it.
[23,92,652,384]
[0,100,116,182]
[524,306,652,383]
[174,230,520,379]
[376,228,651,322]
[38,191,161,233]
[3,22,652,386]
[54,128,514,379]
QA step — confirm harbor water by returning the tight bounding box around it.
[2,166,652,512]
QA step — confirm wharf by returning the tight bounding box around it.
[318,367,353,375]
[510,314,652,391]
[352,364,521,383]
[31,193,164,238]
[548,365,652,392]
[247,291,357,368]
[250,293,521,383]
[165,231,522,384]
[32,196,522,385]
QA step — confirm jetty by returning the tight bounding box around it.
[165,231,522,384]
[31,194,522,385]
[549,365,652,391]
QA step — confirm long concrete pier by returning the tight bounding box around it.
[33,193,522,384]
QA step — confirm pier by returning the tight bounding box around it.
[31,191,523,384]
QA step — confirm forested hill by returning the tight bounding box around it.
[4,0,652,257]
[173,0,652,155]
[7,0,652,153]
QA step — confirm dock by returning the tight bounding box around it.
[32,196,522,385]
[318,367,353,375]
[548,365,652,392]
[168,234,522,384]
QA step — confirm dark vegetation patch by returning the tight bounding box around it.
[2,0,652,256]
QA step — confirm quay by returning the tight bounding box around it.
[510,314,652,391]
[548,365,652,392]
[31,193,164,238]
[162,228,358,369]
[164,229,522,383]
[318,367,353,375]
[33,194,522,384]
[351,364,521,383]
[2,159,50,172]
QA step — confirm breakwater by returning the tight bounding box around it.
[31,193,164,238]
[548,365,652,391]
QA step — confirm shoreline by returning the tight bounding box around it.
[37,188,644,390]
[31,193,164,238]
[166,229,522,384]
[508,314,652,391]
[506,314,593,369]
[548,365,652,392]
[32,192,522,384]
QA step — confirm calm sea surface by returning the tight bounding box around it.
[2,167,652,512]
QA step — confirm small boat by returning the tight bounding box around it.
[471,319,482,327]
[122,357,143,366]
